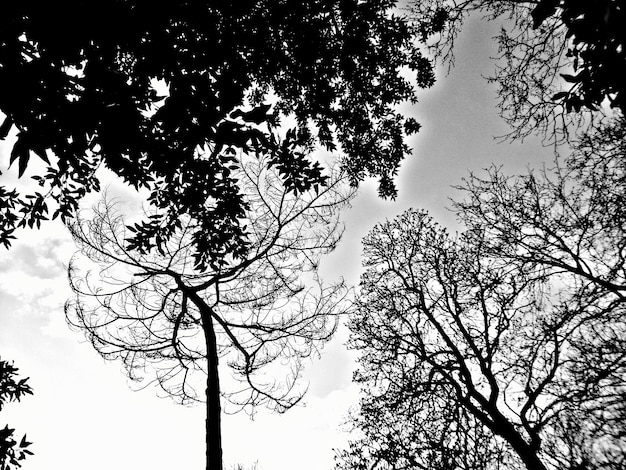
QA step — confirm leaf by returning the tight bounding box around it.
[32,146,50,164]
[560,73,579,83]
[531,0,560,29]
[0,115,13,139]
[9,134,27,167]
[551,91,569,101]
[18,151,31,178]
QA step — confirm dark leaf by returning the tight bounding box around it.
[551,91,569,101]
[18,152,30,178]
[560,73,579,83]
[531,0,560,29]
[0,116,13,139]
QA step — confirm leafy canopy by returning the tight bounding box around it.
[531,0,626,113]
[0,0,433,269]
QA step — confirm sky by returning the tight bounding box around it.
[0,12,555,470]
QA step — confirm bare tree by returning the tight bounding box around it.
[338,143,626,470]
[455,119,626,301]
[65,153,353,470]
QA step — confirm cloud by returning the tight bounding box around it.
[0,232,75,279]
[0,225,75,347]
[306,324,357,399]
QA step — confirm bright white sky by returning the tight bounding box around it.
[0,13,554,470]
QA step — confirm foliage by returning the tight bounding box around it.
[0,0,433,266]
[337,132,626,470]
[65,153,353,469]
[408,0,625,142]
[531,0,626,112]
[338,3,626,469]
[0,360,33,470]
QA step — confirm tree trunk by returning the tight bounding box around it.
[204,313,222,470]
[507,435,548,470]
[491,414,549,470]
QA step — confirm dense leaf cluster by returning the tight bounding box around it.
[532,0,626,113]
[0,0,431,269]
[0,360,33,470]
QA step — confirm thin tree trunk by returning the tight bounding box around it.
[204,313,222,470]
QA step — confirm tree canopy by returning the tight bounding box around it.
[337,123,626,468]
[0,0,432,268]
[66,153,353,469]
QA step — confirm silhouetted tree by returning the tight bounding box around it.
[455,122,626,303]
[0,0,433,261]
[337,144,626,470]
[409,0,625,142]
[66,154,353,470]
[0,359,33,470]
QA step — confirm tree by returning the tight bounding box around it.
[65,153,353,470]
[0,359,33,470]
[454,119,626,302]
[0,0,433,263]
[408,0,625,142]
[337,144,626,470]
